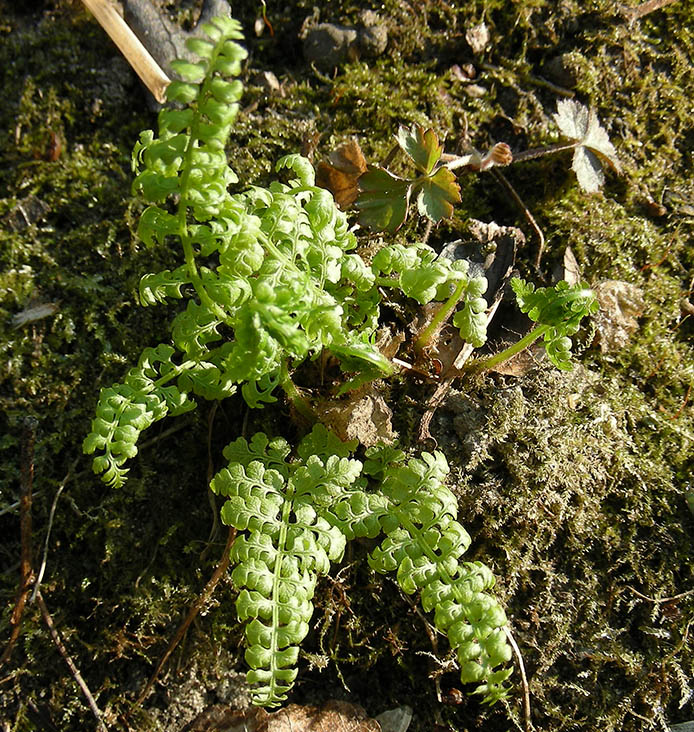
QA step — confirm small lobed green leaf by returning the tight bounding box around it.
[209,77,243,104]
[185,36,215,58]
[158,108,194,135]
[166,80,200,104]
[139,266,189,306]
[512,278,598,370]
[543,330,574,371]
[396,124,443,174]
[84,346,196,487]
[415,166,461,222]
[362,444,406,477]
[276,154,315,186]
[222,433,292,476]
[400,259,450,304]
[170,59,207,82]
[355,167,411,233]
[297,424,357,461]
[329,337,395,376]
[205,15,245,40]
[137,205,181,248]
[171,301,222,357]
[452,289,488,348]
[512,278,598,330]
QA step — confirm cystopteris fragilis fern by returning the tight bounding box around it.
[333,443,512,704]
[211,425,512,707]
[210,428,364,706]
[82,9,494,488]
[360,447,512,704]
[82,11,516,710]
[83,15,393,487]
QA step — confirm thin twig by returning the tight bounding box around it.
[478,62,575,98]
[421,219,433,246]
[417,377,456,445]
[417,296,505,443]
[138,417,194,452]
[133,525,236,708]
[0,418,37,668]
[35,590,108,732]
[670,384,691,421]
[204,402,221,550]
[525,75,575,98]
[0,491,42,518]
[31,458,80,603]
[619,0,679,23]
[511,142,578,164]
[380,142,400,169]
[399,589,447,704]
[626,586,694,604]
[491,168,546,270]
[504,627,533,732]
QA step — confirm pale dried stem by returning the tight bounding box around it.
[620,0,679,23]
[504,627,533,732]
[133,526,236,708]
[81,0,170,103]
[36,590,109,732]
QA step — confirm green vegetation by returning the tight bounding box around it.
[82,16,559,707]
[1,1,693,731]
[213,426,512,706]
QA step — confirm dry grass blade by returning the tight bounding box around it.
[81,0,170,103]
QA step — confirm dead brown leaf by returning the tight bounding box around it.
[319,383,396,447]
[593,280,645,353]
[316,139,368,209]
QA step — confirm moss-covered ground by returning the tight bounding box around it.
[1,0,693,730]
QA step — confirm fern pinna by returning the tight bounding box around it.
[212,426,512,707]
[83,13,513,709]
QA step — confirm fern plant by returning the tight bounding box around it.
[82,13,491,489]
[211,425,512,707]
[83,12,599,712]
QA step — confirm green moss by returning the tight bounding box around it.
[424,364,693,730]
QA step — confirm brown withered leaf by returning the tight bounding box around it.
[562,246,581,286]
[184,700,381,732]
[319,383,397,447]
[316,139,368,209]
[593,280,644,353]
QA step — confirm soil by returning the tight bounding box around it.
[1,1,693,731]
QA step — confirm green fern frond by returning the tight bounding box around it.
[83,345,197,487]
[215,428,513,706]
[211,435,362,706]
[223,433,293,476]
[139,266,190,306]
[364,452,513,703]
